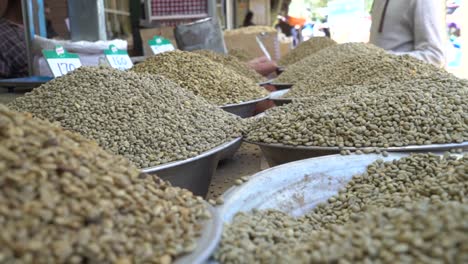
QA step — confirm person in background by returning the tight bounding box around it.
[320,16,331,38]
[291,25,302,47]
[370,0,445,66]
[0,0,28,78]
[301,19,315,41]
[275,15,292,37]
[45,3,58,39]
[243,10,255,27]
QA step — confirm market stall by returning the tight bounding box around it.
[0,1,467,263]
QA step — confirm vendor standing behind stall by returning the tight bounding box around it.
[370,0,445,66]
[0,0,28,79]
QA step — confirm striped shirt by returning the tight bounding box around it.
[0,18,28,78]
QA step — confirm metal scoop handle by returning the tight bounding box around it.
[256,33,272,60]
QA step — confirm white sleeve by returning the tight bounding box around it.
[391,0,445,66]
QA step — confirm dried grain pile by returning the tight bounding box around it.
[228,48,254,62]
[194,49,264,82]
[9,67,243,168]
[215,153,468,263]
[284,51,446,99]
[248,77,468,148]
[224,26,276,37]
[278,37,337,66]
[132,50,268,105]
[0,104,210,263]
[275,43,389,84]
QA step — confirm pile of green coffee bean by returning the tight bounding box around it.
[132,50,268,105]
[215,153,468,263]
[248,76,468,148]
[194,49,264,82]
[278,37,337,66]
[0,104,210,263]
[9,66,244,168]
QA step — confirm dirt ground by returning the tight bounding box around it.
[207,143,269,200]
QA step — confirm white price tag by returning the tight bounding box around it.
[148,36,175,55]
[106,54,133,70]
[42,46,82,78]
[150,44,175,54]
[104,45,133,70]
[46,58,82,77]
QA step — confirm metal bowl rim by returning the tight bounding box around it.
[269,83,294,87]
[142,137,242,173]
[0,76,53,87]
[269,88,291,100]
[258,79,294,87]
[219,152,409,204]
[243,139,468,152]
[270,98,293,103]
[218,152,463,223]
[175,202,223,264]
[220,96,270,108]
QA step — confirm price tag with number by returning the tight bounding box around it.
[104,44,133,70]
[148,36,175,55]
[42,45,82,78]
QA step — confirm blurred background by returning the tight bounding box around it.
[0,0,466,78]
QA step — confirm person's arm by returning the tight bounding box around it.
[247,56,278,77]
[392,0,445,66]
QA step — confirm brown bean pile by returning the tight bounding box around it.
[0,104,210,263]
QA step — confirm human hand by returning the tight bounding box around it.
[247,56,278,76]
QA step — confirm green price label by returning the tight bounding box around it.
[148,36,175,54]
[42,45,82,77]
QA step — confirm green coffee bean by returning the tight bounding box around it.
[278,37,337,66]
[0,105,210,263]
[132,50,268,105]
[215,153,468,263]
[8,66,244,168]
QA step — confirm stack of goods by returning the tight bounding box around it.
[8,67,243,168]
[223,26,277,36]
[278,37,337,66]
[215,153,468,263]
[247,76,468,148]
[132,50,268,105]
[224,26,278,64]
[194,49,265,82]
[0,105,210,263]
